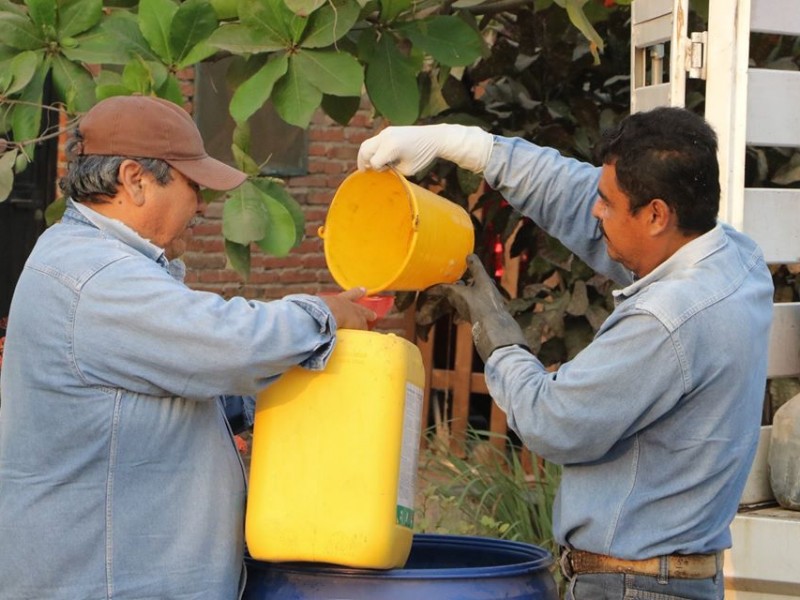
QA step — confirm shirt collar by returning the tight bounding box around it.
[613,223,727,301]
[67,199,169,268]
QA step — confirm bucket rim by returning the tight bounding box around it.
[244,533,555,580]
[323,169,420,294]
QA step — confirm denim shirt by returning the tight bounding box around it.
[0,201,336,599]
[483,138,774,559]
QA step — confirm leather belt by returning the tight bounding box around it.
[560,549,719,580]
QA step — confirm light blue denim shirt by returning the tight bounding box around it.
[0,200,336,599]
[483,137,774,559]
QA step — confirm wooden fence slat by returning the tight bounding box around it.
[450,322,475,454]
[417,330,435,447]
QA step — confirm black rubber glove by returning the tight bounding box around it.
[428,254,529,362]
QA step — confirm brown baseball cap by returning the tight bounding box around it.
[77,95,247,191]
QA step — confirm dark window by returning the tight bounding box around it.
[1,92,58,317]
[194,58,308,177]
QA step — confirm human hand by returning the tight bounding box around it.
[319,287,378,331]
[357,124,494,176]
[427,254,528,362]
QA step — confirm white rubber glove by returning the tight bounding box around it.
[357,124,494,176]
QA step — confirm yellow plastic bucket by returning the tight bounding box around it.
[319,169,475,294]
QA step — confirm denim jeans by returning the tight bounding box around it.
[565,571,724,600]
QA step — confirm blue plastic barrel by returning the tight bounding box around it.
[243,533,559,599]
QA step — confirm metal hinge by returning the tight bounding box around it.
[686,31,708,80]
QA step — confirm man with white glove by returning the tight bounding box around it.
[357,123,494,175]
[358,109,773,600]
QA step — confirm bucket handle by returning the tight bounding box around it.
[317,225,325,239]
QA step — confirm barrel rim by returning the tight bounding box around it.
[245,533,555,580]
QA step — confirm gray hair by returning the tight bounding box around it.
[59,129,173,202]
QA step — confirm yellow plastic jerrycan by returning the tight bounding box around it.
[245,329,425,569]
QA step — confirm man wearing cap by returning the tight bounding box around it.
[0,95,374,599]
[357,109,773,600]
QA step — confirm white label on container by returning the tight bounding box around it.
[396,382,423,528]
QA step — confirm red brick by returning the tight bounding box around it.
[310,128,345,142]
[287,174,328,187]
[279,270,315,283]
[307,142,330,156]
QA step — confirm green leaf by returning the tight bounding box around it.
[87,10,163,64]
[284,0,326,16]
[399,16,484,67]
[224,239,251,280]
[0,103,12,136]
[207,23,285,53]
[95,82,130,100]
[145,60,170,89]
[355,26,376,61]
[0,148,18,203]
[139,0,178,63]
[156,73,184,105]
[240,0,308,46]
[25,0,56,32]
[418,68,450,119]
[292,48,363,96]
[232,119,251,156]
[271,57,322,128]
[563,0,604,63]
[300,0,360,48]
[3,50,41,96]
[51,54,96,112]
[0,0,27,16]
[0,11,45,50]
[44,196,66,225]
[58,0,102,38]
[170,0,218,65]
[122,58,155,94]
[230,53,288,123]
[380,0,411,22]
[15,151,30,174]
[231,143,261,175]
[365,33,419,125]
[11,60,47,145]
[209,0,239,20]
[176,40,218,69]
[256,192,297,256]
[251,177,304,245]
[222,181,271,244]
[61,12,144,64]
[320,94,359,125]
